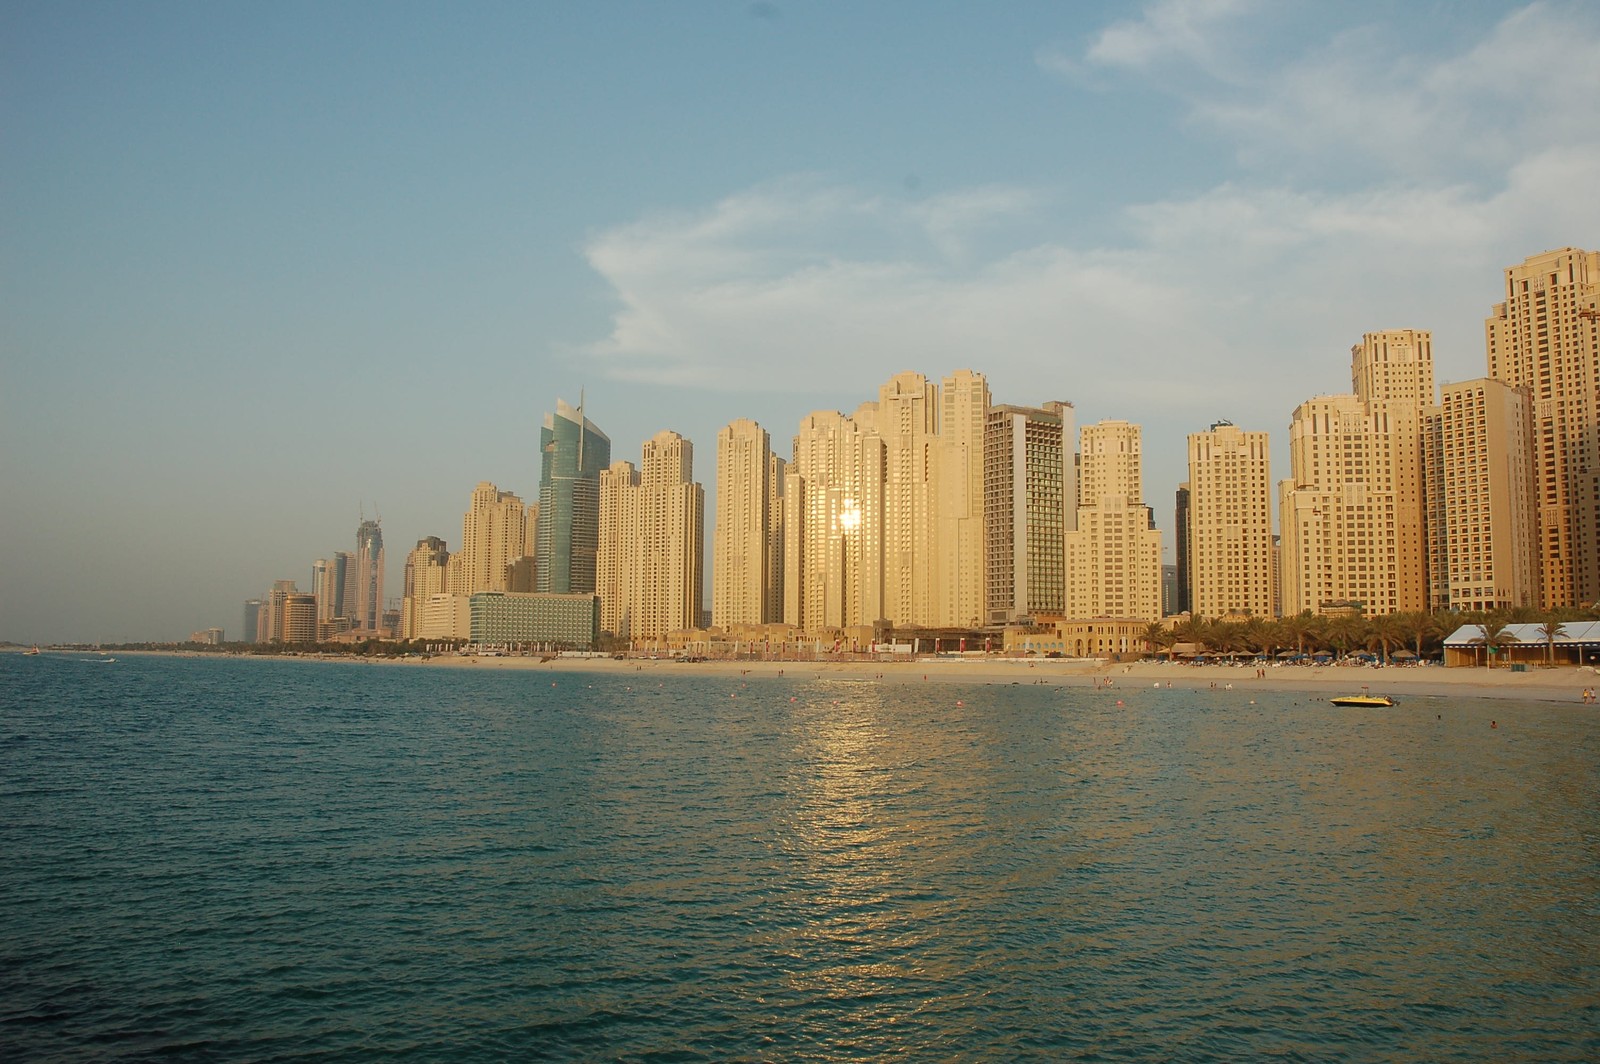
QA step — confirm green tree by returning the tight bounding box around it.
[1536,616,1568,666]
[1468,618,1519,669]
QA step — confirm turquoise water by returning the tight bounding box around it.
[2,654,1596,1061]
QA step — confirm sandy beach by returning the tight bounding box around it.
[385,652,1600,705]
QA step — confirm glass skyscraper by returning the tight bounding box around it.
[536,398,610,595]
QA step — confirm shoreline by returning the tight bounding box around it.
[304,651,1600,704]
[16,646,1598,704]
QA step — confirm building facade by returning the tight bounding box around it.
[535,398,610,596]
[1186,421,1274,618]
[712,419,781,628]
[1279,331,1435,616]
[1422,379,1538,612]
[983,401,1074,624]
[1064,420,1162,621]
[1485,247,1600,607]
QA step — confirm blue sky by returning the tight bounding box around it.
[3,0,1597,643]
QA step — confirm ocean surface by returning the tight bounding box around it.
[1,653,1596,1062]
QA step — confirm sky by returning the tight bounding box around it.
[3,0,1598,644]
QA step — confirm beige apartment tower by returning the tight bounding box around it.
[1279,331,1435,616]
[712,419,783,628]
[1485,247,1600,607]
[457,482,529,595]
[1422,379,1537,612]
[1186,421,1274,618]
[1065,420,1162,621]
[597,432,704,646]
[400,536,451,640]
[784,408,884,635]
[933,369,990,629]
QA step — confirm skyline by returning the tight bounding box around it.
[4,2,1598,643]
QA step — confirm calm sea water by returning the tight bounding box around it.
[1,653,1596,1061]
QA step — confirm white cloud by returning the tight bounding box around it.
[1085,0,1259,74]
[580,2,1600,488]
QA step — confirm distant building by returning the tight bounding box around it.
[983,401,1074,624]
[1485,247,1600,607]
[1187,421,1274,618]
[459,482,530,595]
[713,419,783,628]
[1172,484,1191,615]
[281,593,318,643]
[1065,420,1162,621]
[536,398,610,595]
[353,518,385,634]
[242,599,262,644]
[1279,330,1434,616]
[598,431,704,646]
[1422,379,1537,612]
[469,591,599,648]
[188,627,224,645]
[401,537,451,640]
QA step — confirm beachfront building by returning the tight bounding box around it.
[468,591,599,649]
[983,401,1075,624]
[400,536,451,640]
[1279,330,1435,616]
[1485,247,1600,608]
[784,407,885,634]
[596,431,704,647]
[1422,379,1538,613]
[1186,421,1274,618]
[1064,420,1162,622]
[351,518,385,635]
[457,482,531,595]
[712,419,784,628]
[536,398,610,596]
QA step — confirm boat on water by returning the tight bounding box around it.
[1331,693,1396,707]
[24,644,40,656]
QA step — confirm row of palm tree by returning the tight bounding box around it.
[1141,604,1598,665]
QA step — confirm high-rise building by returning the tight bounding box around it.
[458,482,529,595]
[324,551,351,625]
[536,398,610,595]
[401,536,451,640]
[1065,420,1162,621]
[712,419,781,628]
[1186,421,1274,618]
[1279,330,1435,616]
[878,372,940,628]
[1173,484,1192,616]
[281,592,318,643]
[784,408,884,634]
[242,599,262,644]
[353,518,385,634]
[983,401,1074,624]
[596,431,704,645]
[597,459,639,640]
[1422,379,1538,612]
[934,369,990,629]
[1485,247,1600,607]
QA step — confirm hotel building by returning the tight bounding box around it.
[1279,330,1434,616]
[1065,420,1162,622]
[1485,247,1600,607]
[458,482,530,595]
[1185,421,1274,618]
[712,419,784,628]
[597,431,704,646]
[983,401,1074,624]
[1422,379,1537,612]
[536,398,610,596]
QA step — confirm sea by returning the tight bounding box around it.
[1,653,1596,1062]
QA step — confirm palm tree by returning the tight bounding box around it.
[1365,614,1407,663]
[1143,621,1175,659]
[1400,611,1446,661]
[1278,611,1319,657]
[1468,618,1520,669]
[1172,614,1208,654]
[1325,615,1365,659]
[1536,616,1568,666]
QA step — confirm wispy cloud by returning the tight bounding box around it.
[582,3,1600,430]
